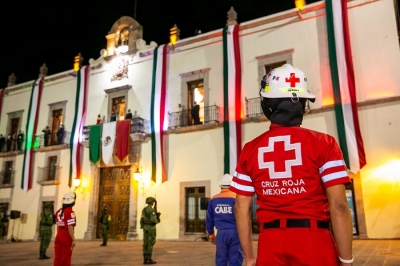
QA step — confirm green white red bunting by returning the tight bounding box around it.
[223,24,242,175]
[69,66,89,186]
[21,78,44,191]
[150,44,168,183]
[326,0,366,173]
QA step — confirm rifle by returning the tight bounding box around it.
[154,198,161,222]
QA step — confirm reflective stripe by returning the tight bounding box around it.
[319,160,346,174]
[231,181,255,192]
[321,171,349,183]
[234,171,251,182]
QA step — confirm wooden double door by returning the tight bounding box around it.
[98,166,131,240]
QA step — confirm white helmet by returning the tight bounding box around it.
[62,192,76,204]
[260,64,315,101]
[220,174,233,188]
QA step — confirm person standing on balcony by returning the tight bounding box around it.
[125,109,132,120]
[6,134,12,152]
[57,125,65,145]
[206,174,243,266]
[110,112,117,122]
[96,114,102,124]
[231,64,353,266]
[0,134,5,152]
[191,101,200,125]
[17,130,24,151]
[42,126,51,147]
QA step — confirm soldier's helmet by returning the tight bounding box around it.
[146,197,155,204]
[43,202,53,208]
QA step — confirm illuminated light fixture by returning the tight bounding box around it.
[170,25,178,46]
[73,53,83,72]
[116,45,129,54]
[295,0,305,10]
[134,167,142,182]
[73,177,81,187]
[295,0,306,19]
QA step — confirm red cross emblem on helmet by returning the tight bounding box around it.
[285,73,300,87]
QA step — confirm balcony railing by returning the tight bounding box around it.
[37,166,62,182]
[34,131,71,148]
[0,170,15,186]
[168,105,221,129]
[83,117,148,141]
[245,97,263,118]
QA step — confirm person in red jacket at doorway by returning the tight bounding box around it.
[231,64,354,266]
[54,192,77,266]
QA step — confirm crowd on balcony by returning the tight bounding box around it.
[0,131,24,153]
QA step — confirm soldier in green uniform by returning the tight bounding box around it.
[140,197,160,264]
[99,208,111,246]
[39,202,55,259]
[0,205,9,239]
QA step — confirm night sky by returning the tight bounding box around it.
[0,0,396,88]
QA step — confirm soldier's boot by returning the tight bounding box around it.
[143,255,148,264]
[100,239,106,246]
[39,251,49,260]
[147,257,157,264]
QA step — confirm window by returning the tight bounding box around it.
[46,156,57,181]
[6,111,23,152]
[185,187,206,233]
[179,68,210,126]
[0,159,15,188]
[105,85,130,123]
[1,161,14,185]
[47,101,67,146]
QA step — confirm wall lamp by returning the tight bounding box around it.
[73,177,88,200]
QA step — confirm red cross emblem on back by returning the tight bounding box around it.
[285,73,300,87]
[258,135,302,179]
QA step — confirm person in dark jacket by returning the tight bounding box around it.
[57,125,65,145]
[42,126,51,147]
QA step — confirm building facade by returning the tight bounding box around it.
[0,0,399,242]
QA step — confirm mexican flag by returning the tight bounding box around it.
[150,44,168,183]
[69,66,89,187]
[21,78,44,191]
[115,119,130,164]
[222,24,242,175]
[325,0,366,173]
[89,124,102,165]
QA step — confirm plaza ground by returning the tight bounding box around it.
[0,239,400,265]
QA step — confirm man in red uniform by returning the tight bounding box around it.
[54,192,77,266]
[231,64,354,266]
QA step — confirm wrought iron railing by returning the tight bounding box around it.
[82,117,148,141]
[34,131,71,148]
[0,170,15,185]
[37,166,62,182]
[245,97,263,118]
[168,105,221,129]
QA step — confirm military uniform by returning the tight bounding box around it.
[0,205,9,238]
[99,209,111,246]
[17,131,24,151]
[39,202,55,259]
[140,197,160,264]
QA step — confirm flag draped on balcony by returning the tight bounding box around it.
[102,121,116,165]
[150,44,168,183]
[115,120,130,164]
[21,78,44,191]
[69,66,89,187]
[326,0,366,172]
[222,24,242,175]
[89,124,101,165]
